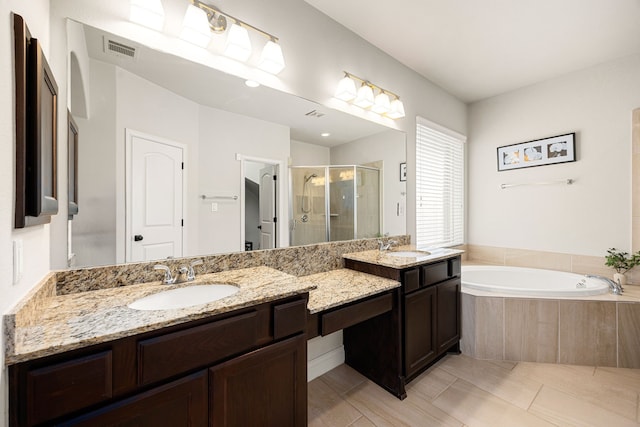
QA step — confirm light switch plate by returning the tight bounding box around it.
[211,202,218,212]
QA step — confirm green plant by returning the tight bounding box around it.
[604,248,640,274]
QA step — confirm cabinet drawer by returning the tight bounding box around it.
[403,268,420,293]
[448,257,461,278]
[26,350,112,426]
[138,311,258,386]
[274,299,307,340]
[321,292,393,336]
[421,261,448,287]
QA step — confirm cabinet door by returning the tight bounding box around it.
[59,371,207,426]
[210,334,307,427]
[436,279,461,353]
[404,286,437,378]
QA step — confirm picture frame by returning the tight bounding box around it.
[400,162,407,181]
[68,111,79,218]
[14,14,59,228]
[497,132,576,172]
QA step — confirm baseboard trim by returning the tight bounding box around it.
[307,346,345,382]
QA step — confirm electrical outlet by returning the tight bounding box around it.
[13,239,23,285]
[211,202,218,212]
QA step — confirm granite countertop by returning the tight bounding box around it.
[4,266,316,365]
[343,245,464,269]
[303,269,401,314]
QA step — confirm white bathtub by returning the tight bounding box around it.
[461,265,610,297]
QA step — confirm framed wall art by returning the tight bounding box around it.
[14,14,59,228]
[497,133,576,172]
[400,162,407,182]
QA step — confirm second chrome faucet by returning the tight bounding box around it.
[154,260,204,284]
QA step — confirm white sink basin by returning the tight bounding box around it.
[386,250,431,258]
[128,284,240,311]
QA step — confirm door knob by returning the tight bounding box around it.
[257,225,262,230]
[134,235,144,241]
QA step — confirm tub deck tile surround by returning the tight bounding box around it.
[618,302,640,368]
[505,299,559,363]
[474,297,504,360]
[558,301,618,367]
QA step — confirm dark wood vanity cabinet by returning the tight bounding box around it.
[9,295,308,427]
[344,256,461,398]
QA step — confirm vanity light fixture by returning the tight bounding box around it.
[129,0,165,31]
[181,0,286,74]
[334,72,405,119]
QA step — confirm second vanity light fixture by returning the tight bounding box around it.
[129,0,285,74]
[335,72,405,119]
[180,0,285,74]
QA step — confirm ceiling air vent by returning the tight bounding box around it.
[103,37,138,60]
[305,110,325,118]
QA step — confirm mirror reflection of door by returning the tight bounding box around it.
[126,130,184,262]
[243,161,278,250]
[259,165,277,249]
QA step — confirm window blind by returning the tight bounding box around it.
[416,118,465,248]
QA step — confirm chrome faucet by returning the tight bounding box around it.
[378,238,397,251]
[585,274,624,295]
[154,264,177,284]
[154,260,204,284]
[187,260,203,281]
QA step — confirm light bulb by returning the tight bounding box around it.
[224,23,252,62]
[258,40,285,74]
[180,4,211,47]
[386,98,406,119]
[335,75,357,102]
[130,0,165,31]
[353,84,374,109]
[371,92,391,114]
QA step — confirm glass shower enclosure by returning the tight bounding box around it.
[290,165,380,246]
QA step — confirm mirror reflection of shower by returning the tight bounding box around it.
[301,173,318,216]
[290,166,380,246]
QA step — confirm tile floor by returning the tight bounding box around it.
[308,354,640,426]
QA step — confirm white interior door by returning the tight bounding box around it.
[259,165,277,249]
[128,133,183,262]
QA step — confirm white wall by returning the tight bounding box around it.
[468,54,640,255]
[290,140,330,166]
[331,130,407,237]
[198,106,290,254]
[1,2,52,424]
[73,60,118,266]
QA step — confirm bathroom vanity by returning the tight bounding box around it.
[4,239,458,424]
[6,267,314,426]
[341,248,463,399]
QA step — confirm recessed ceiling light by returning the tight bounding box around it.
[321,132,330,137]
[245,80,260,88]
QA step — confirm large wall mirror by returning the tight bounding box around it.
[66,20,406,268]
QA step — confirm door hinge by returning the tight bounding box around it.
[273,217,277,223]
[273,175,277,181]
[181,162,184,170]
[181,219,184,227]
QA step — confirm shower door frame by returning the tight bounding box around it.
[289,165,381,245]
